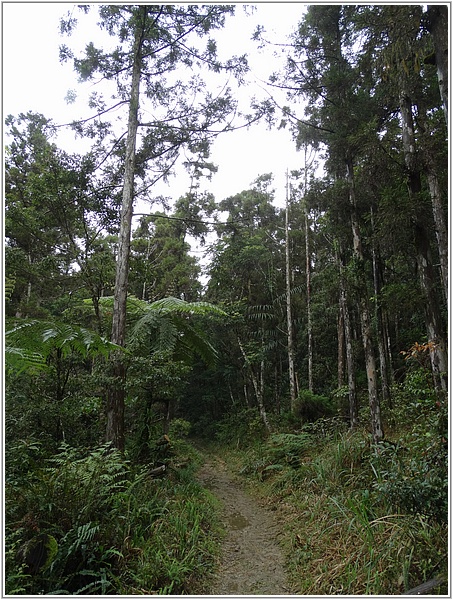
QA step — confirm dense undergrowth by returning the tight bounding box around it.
[5,363,448,595]
[5,433,222,595]
[206,374,448,595]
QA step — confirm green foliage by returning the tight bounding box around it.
[5,441,221,595]
[295,389,337,422]
[371,438,447,523]
[370,369,448,523]
[5,274,16,301]
[266,433,313,467]
[222,417,447,594]
[169,418,192,438]
[3,3,449,596]
[5,318,122,374]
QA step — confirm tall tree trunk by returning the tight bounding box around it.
[426,4,448,125]
[106,17,144,450]
[346,159,383,442]
[425,164,448,304]
[285,172,297,412]
[304,208,314,393]
[416,101,448,303]
[370,207,392,407]
[400,92,448,394]
[337,302,345,389]
[337,250,358,428]
[301,145,316,393]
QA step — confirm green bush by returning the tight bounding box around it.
[371,368,448,523]
[169,418,192,438]
[371,436,447,523]
[266,432,313,466]
[295,389,337,422]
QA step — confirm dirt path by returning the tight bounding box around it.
[197,453,293,595]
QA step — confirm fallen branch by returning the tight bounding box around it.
[403,576,445,595]
[148,464,166,478]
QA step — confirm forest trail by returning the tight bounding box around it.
[196,453,293,595]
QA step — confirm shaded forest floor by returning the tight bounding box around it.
[196,452,296,595]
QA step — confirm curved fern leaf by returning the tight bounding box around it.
[5,276,16,302]
[5,318,124,374]
[5,346,48,374]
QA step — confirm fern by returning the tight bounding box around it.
[4,346,48,374]
[5,275,16,302]
[65,523,100,555]
[5,318,124,374]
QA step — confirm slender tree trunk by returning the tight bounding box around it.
[27,253,32,303]
[337,303,345,389]
[370,207,392,407]
[337,250,358,428]
[400,92,448,394]
[274,364,281,415]
[425,160,448,304]
[285,172,297,412]
[106,17,144,451]
[301,145,316,393]
[346,160,383,442]
[243,382,250,407]
[304,209,314,393]
[416,101,448,304]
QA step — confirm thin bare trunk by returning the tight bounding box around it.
[337,304,345,389]
[27,254,32,303]
[425,165,448,304]
[338,251,358,429]
[106,16,144,451]
[346,160,383,442]
[416,101,448,304]
[305,210,313,393]
[370,207,392,407]
[301,146,316,393]
[285,172,297,412]
[426,5,448,125]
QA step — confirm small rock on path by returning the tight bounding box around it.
[197,454,292,595]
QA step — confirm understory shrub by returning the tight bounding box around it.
[371,436,448,523]
[371,368,448,523]
[295,389,337,422]
[228,423,447,595]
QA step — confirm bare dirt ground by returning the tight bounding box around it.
[197,453,294,595]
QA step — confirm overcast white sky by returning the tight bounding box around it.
[3,3,308,208]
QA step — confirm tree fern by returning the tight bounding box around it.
[89,295,226,365]
[5,318,124,374]
[4,346,48,374]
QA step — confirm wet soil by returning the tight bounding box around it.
[197,453,293,595]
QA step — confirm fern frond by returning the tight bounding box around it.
[172,320,219,366]
[4,346,48,374]
[5,276,16,302]
[5,318,124,374]
[149,296,227,317]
